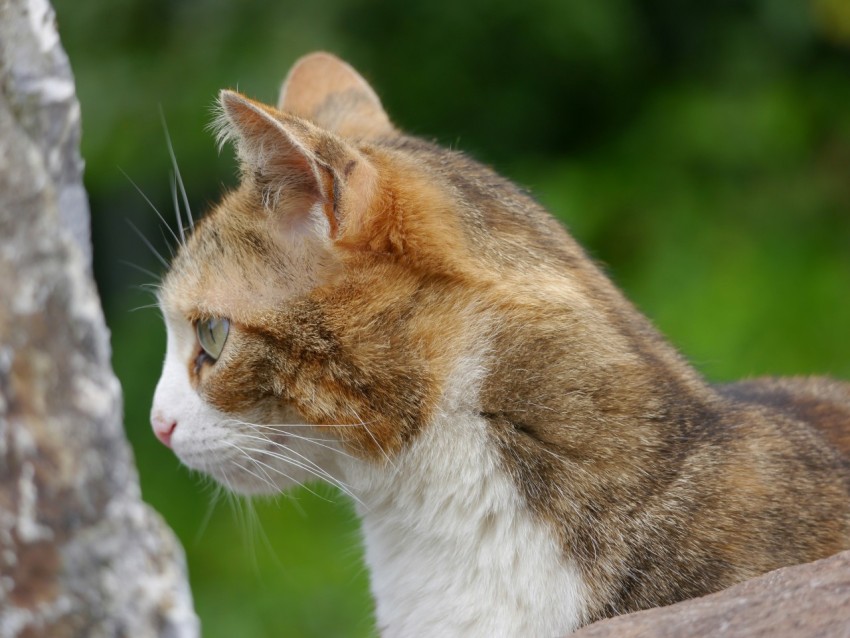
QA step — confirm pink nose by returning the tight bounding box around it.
[151,414,177,448]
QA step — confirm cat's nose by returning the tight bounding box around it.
[151,413,177,448]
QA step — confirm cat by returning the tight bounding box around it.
[150,52,850,637]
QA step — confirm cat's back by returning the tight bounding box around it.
[717,376,850,462]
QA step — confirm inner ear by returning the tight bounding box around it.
[216,90,379,242]
[217,91,326,201]
[277,52,394,139]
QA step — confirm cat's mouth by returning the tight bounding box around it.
[170,418,345,497]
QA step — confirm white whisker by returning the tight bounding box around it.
[223,438,331,501]
[247,439,349,487]
[248,422,368,428]
[350,406,397,473]
[120,167,182,248]
[216,466,248,542]
[158,227,176,258]
[233,421,357,460]
[170,172,185,245]
[238,440,360,504]
[280,430,357,460]
[125,218,169,269]
[242,451,335,504]
[129,302,162,313]
[223,441,282,494]
[238,462,280,494]
[120,259,161,281]
[193,489,222,547]
[160,107,194,231]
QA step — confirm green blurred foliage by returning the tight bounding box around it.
[51,0,850,635]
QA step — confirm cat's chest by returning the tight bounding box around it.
[345,410,588,637]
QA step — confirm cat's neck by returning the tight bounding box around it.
[339,354,590,637]
[335,294,717,636]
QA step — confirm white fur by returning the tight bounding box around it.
[339,354,588,637]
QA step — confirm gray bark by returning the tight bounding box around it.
[0,0,199,636]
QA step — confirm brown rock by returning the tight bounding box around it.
[572,550,850,637]
[0,1,199,636]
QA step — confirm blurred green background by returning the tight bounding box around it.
[51,0,850,636]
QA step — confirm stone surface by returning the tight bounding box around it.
[572,550,850,638]
[0,1,199,636]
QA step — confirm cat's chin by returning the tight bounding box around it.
[172,446,296,496]
[212,471,287,497]
[196,459,296,497]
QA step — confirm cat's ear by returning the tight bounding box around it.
[277,52,394,139]
[216,89,378,241]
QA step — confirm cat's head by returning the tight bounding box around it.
[150,53,492,495]
[149,52,608,497]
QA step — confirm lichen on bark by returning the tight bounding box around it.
[0,1,199,636]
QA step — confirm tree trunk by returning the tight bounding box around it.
[0,1,199,636]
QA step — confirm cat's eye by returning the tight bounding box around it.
[196,317,230,362]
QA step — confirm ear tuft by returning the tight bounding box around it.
[210,89,237,152]
[212,90,282,159]
[278,52,394,138]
